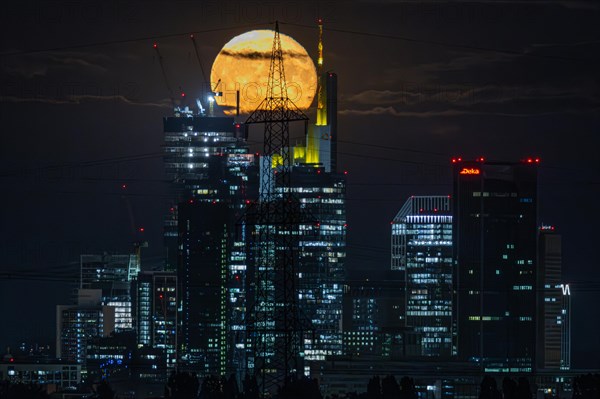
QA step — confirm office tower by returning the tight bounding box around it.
[290,165,346,361]
[452,158,538,372]
[133,271,177,370]
[273,21,346,363]
[163,107,249,270]
[391,196,453,357]
[56,289,116,369]
[164,107,258,375]
[86,330,135,383]
[537,226,571,370]
[341,277,411,358]
[80,253,140,331]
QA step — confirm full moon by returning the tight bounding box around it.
[210,30,317,115]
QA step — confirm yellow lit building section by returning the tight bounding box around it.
[271,153,283,168]
[308,19,327,166]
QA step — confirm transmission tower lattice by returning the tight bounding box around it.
[244,21,309,395]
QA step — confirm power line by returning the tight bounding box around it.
[279,21,598,64]
[0,24,269,58]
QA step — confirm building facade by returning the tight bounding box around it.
[452,158,538,372]
[537,226,571,370]
[80,253,140,331]
[56,289,116,370]
[392,196,453,357]
[133,271,177,370]
[163,108,258,375]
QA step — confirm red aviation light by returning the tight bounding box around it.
[478,157,485,162]
[451,158,456,163]
[121,184,127,189]
[535,158,540,163]
[188,199,194,204]
[152,43,158,49]
[181,92,186,97]
[245,200,251,205]
[344,223,348,227]
[344,171,348,175]
[139,227,145,233]
[190,34,194,39]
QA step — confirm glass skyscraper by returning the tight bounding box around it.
[80,253,140,331]
[163,106,258,375]
[133,271,177,370]
[391,196,453,357]
[537,226,571,370]
[452,158,538,372]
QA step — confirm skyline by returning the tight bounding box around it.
[1,0,600,371]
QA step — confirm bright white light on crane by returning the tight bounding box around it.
[207,95,215,103]
[188,163,193,169]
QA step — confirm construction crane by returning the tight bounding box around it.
[153,42,175,109]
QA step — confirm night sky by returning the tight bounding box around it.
[1,0,599,368]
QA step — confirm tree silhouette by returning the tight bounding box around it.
[95,379,115,399]
[381,375,401,399]
[367,376,382,399]
[398,376,417,399]
[516,377,532,399]
[166,371,200,399]
[502,377,518,399]
[479,376,500,399]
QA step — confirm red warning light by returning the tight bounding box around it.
[535,158,540,163]
[434,208,438,212]
[343,223,348,227]
[235,123,241,128]
[190,34,194,39]
[318,18,323,24]
[9,358,14,363]
[159,294,163,299]
[235,275,240,280]
[527,158,533,163]
[181,92,186,97]
[188,199,194,204]
[139,227,145,233]
[451,158,456,163]
[478,157,485,162]
[152,43,158,49]
[121,184,127,189]
[317,169,321,174]
[344,171,348,175]
[245,200,250,205]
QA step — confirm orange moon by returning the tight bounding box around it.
[210,30,317,115]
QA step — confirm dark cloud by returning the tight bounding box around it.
[220,49,309,60]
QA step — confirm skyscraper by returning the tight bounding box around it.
[80,253,140,331]
[56,289,116,368]
[391,196,453,357]
[163,106,249,270]
[133,271,177,370]
[537,226,571,370]
[452,158,538,372]
[163,106,258,375]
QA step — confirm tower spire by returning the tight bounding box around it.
[316,18,327,126]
